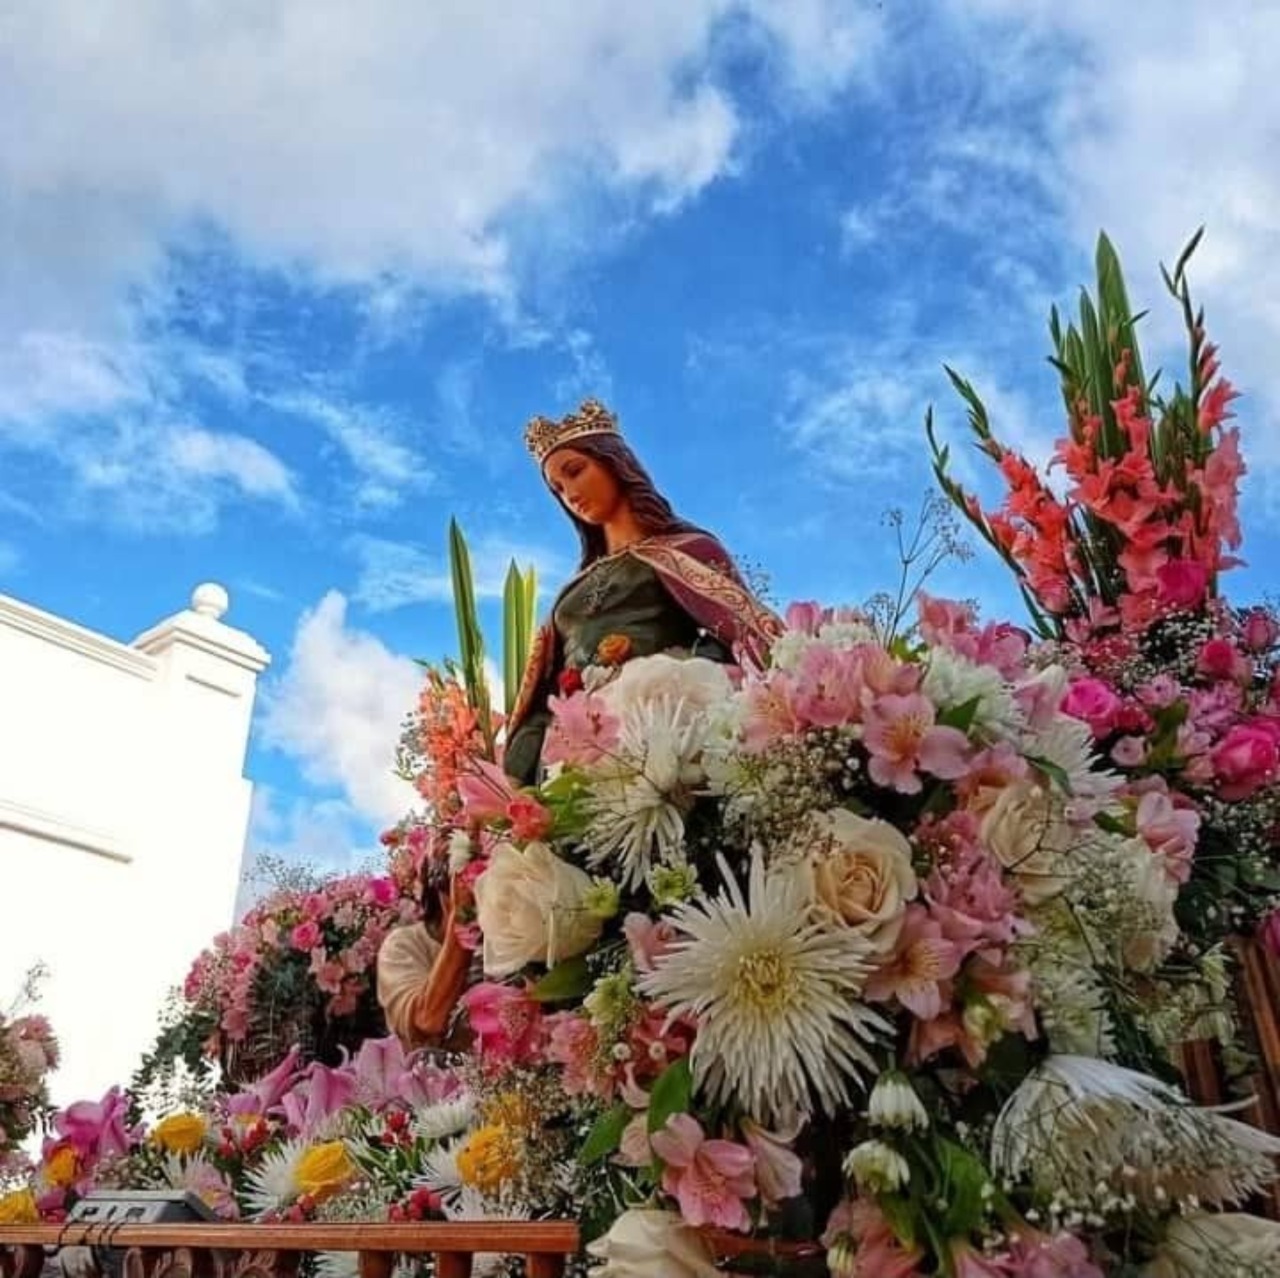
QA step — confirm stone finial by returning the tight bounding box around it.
[191,582,230,621]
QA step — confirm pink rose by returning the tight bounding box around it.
[505,796,553,842]
[1211,721,1280,800]
[1240,609,1280,653]
[1196,638,1250,684]
[1060,677,1122,738]
[1156,559,1209,610]
[366,876,397,907]
[290,920,322,951]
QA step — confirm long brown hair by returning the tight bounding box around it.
[545,433,705,568]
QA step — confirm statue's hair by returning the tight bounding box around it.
[546,433,706,569]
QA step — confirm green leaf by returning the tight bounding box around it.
[449,519,494,755]
[646,1055,693,1134]
[580,1103,632,1166]
[1027,754,1073,796]
[530,956,592,1002]
[937,695,982,733]
[877,1193,918,1248]
[936,1138,991,1238]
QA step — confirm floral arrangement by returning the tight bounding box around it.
[181,873,421,1082]
[2,1035,468,1235]
[929,235,1280,955]
[0,969,59,1186]
[401,597,1280,1274]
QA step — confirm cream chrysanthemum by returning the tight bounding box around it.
[638,851,887,1126]
[412,1095,475,1142]
[242,1138,308,1217]
[991,1054,1280,1210]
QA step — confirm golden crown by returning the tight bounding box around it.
[523,398,620,465]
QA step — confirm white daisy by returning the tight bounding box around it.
[637,850,887,1126]
[991,1054,1280,1210]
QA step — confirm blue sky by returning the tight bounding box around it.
[3,1,1278,879]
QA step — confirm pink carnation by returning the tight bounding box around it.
[1060,677,1122,739]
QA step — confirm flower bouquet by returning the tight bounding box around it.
[416,595,1280,1273]
[0,970,58,1187]
[930,232,1280,1135]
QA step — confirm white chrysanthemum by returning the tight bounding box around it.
[1021,713,1122,811]
[583,693,718,888]
[923,647,1022,737]
[242,1138,307,1217]
[637,850,887,1126]
[769,631,817,672]
[991,1055,1280,1210]
[1144,1212,1280,1277]
[412,1095,474,1142]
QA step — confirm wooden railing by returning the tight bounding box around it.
[0,1222,580,1278]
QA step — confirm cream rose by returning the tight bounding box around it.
[979,780,1072,904]
[586,1209,719,1278]
[806,809,917,956]
[474,841,603,977]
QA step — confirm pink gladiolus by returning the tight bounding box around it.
[1060,677,1122,739]
[1155,559,1208,610]
[505,795,553,841]
[290,920,322,951]
[865,905,963,1019]
[461,983,545,1066]
[457,758,517,822]
[650,1113,757,1231]
[862,693,971,794]
[1211,720,1280,800]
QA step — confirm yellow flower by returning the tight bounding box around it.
[480,1092,538,1134]
[152,1112,208,1155]
[0,1187,39,1224]
[455,1124,522,1193]
[295,1141,355,1201]
[43,1143,80,1188]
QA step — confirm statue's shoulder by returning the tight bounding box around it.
[648,530,736,577]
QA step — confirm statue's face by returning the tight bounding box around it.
[544,446,625,525]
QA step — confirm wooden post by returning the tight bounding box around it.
[432,1256,471,1278]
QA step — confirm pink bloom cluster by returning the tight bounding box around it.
[0,1009,59,1177]
[184,873,421,1051]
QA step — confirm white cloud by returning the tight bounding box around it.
[349,533,568,613]
[258,592,422,825]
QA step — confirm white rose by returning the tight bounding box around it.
[601,654,733,720]
[806,809,917,956]
[474,841,603,977]
[586,1209,719,1278]
[980,781,1072,904]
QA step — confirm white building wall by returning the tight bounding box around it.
[0,584,268,1110]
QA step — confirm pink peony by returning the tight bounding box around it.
[1211,720,1280,800]
[862,693,971,794]
[1155,559,1209,610]
[461,983,545,1066]
[1060,677,1122,739]
[650,1113,757,1231]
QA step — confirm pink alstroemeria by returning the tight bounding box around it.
[461,982,545,1066]
[862,693,971,794]
[1005,1228,1103,1278]
[543,691,621,766]
[1134,788,1200,884]
[793,644,867,728]
[948,1241,1013,1277]
[865,905,963,1020]
[457,758,517,823]
[650,1113,757,1232]
[54,1086,132,1162]
[741,1119,803,1206]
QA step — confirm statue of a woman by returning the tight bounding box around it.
[378,398,781,1046]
